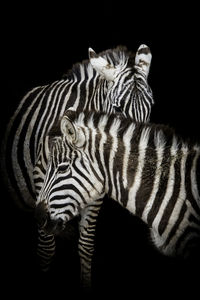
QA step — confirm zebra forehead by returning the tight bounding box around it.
[97,46,135,67]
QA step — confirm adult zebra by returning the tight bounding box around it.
[1,44,153,287]
[37,109,200,288]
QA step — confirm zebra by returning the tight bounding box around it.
[1,44,154,287]
[37,109,200,288]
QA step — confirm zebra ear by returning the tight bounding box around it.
[135,44,152,77]
[88,47,117,81]
[60,115,85,148]
[60,116,76,142]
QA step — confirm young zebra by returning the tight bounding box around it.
[1,45,153,286]
[37,109,200,287]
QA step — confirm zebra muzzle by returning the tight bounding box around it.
[35,201,78,235]
[35,201,63,234]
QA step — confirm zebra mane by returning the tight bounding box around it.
[75,110,200,151]
[49,110,200,151]
[62,46,135,80]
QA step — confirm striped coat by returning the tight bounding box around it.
[1,45,154,287]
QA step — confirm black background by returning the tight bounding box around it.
[1,3,200,298]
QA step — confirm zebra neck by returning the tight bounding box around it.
[83,80,109,112]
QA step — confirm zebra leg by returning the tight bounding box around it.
[78,199,103,289]
[37,227,56,272]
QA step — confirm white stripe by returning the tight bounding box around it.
[165,208,190,255]
[191,146,200,207]
[122,123,135,188]
[142,130,165,222]
[73,65,85,110]
[108,118,121,199]
[98,117,109,191]
[116,171,121,202]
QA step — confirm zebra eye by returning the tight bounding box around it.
[57,163,70,174]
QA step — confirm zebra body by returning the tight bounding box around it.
[2,45,153,286]
[39,110,200,263]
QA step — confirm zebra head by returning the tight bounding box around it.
[89,44,153,121]
[36,110,105,233]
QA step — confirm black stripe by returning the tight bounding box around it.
[42,140,48,166]
[164,202,187,247]
[51,201,77,210]
[135,133,157,217]
[175,225,200,256]
[50,183,87,204]
[195,153,200,203]
[185,150,200,216]
[94,131,106,181]
[147,145,171,225]
[189,214,200,226]
[72,153,103,191]
[158,150,182,235]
